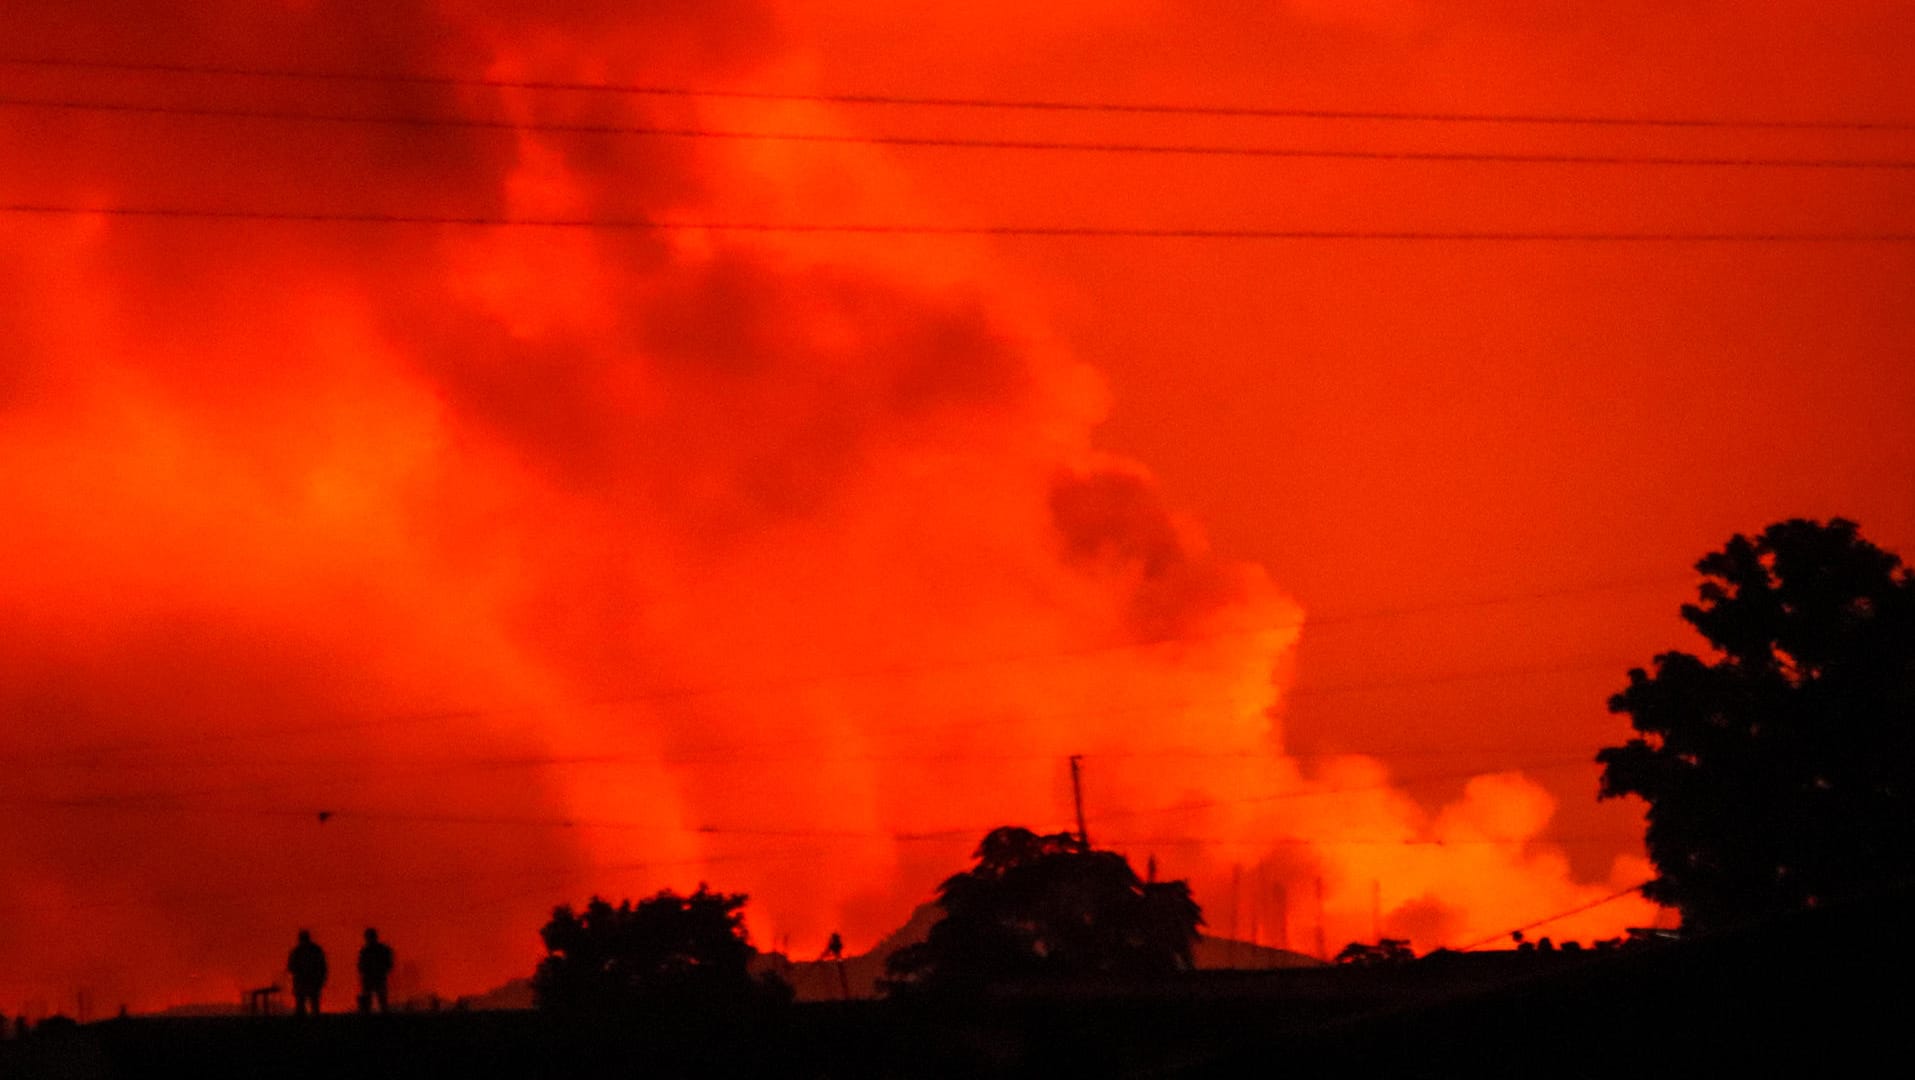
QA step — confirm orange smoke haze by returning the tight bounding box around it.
[4,2,1911,1011]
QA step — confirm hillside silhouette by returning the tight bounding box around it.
[464,902,1322,1006]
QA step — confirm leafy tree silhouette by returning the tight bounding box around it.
[884,826,1202,994]
[1599,518,1915,932]
[532,885,784,1012]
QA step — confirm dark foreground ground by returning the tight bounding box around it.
[5,893,1908,1078]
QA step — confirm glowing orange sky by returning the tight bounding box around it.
[1,2,1911,1012]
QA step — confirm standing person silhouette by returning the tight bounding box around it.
[287,930,328,1016]
[357,929,395,1014]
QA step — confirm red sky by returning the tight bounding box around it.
[1,2,1911,1012]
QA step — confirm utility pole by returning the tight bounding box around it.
[1273,882,1290,951]
[1314,876,1328,961]
[1251,864,1264,949]
[1230,864,1244,967]
[1069,754,1089,849]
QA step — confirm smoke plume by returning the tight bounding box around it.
[0,1,1651,1010]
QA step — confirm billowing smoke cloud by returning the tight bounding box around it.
[0,1,1650,1011]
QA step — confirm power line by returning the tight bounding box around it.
[1087,757,1596,823]
[0,703,532,765]
[42,849,825,913]
[0,747,1602,810]
[1299,574,1688,628]
[19,743,1610,774]
[1098,833,1623,848]
[1453,880,1655,950]
[0,648,1643,783]
[7,96,1915,171]
[0,734,1610,816]
[0,756,1601,834]
[1287,657,1630,698]
[0,574,1679,766]
[0,673,1564,771]
[669,758,1601,838]
[10,649,1629,776]
[5,204,1913,242]
[2,54,1908,132]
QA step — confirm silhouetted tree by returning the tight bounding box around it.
[884,827,1202,994]
[1599,518,1915,932]
[532,885,784,1012]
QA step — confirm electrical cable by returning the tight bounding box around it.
[40,848,825,913]
[1452,880,1656,950]
[2,54,1907,131]
[4,204,1912,242]
[10,652,1631,778]
[1097,833,1623,847]
[0,574,1681,765]
[0,755,1600,835]
[7,96,1915,171]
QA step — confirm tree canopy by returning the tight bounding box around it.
[1599,518,1915,931]
[532,886,777,1011]
[884,827,1203,994]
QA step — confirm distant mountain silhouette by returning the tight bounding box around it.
[454,902,1325,1007]
[1190,935,1324,971]
[456,978,534,1011]
[764,903,1322,1001]
[756,901,945,1000]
